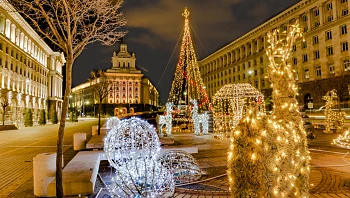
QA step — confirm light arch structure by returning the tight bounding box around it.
[213,83,264,138]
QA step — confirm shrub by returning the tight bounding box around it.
[38,109,46,125]
[52,110,58,124]
[24,108,33,127]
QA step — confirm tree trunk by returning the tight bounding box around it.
[98,100,102,135]
[56,57,73,198]
[3,106,5,125]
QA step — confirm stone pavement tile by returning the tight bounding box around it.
[337,194,350,198]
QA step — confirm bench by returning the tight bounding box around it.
[47,151,104,197]
[86,135,105,149]
[161,145,198,154]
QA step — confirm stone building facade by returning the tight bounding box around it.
[0,1,64,124]
[71,43,159,116]
[199,0,350,109]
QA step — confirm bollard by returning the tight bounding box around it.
[73,133,86,151]
[92,125,98,136]
[33,153,56,197]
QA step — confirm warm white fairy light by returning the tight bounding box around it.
[213,83,265,139]
[159,150,201,184]
[333,130,350,149]
[105,117,120,129]
[108,158,175,198]
[228,21,309,197]
[190,99,209,135]
[104,117,175,197]
[168,8,210,108]
[323,89,346,133]
[158,102,173,136]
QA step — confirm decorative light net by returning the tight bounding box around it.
[333,130,350,149]
[159,150,201,184]
[104,117,175,197]
[213,83,264,138]
[104,117,161,168]
[105,117,121,129]
[107,158,175,198]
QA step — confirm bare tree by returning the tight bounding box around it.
[8,0,127,196]
[89,70,111,135]
[0,95,9,125]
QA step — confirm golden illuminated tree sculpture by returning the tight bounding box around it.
[323,89,346,133]
[168,8,209,109]
[228,21,310,197]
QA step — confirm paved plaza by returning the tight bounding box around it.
[0,120,350,197]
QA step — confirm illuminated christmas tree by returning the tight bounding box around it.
[168,8,209,109]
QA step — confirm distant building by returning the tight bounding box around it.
[199,0,350,109]
[0,1,65,123]
[71,43,159,116]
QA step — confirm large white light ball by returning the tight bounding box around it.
[104,117,161,168]
[107,158,175,198]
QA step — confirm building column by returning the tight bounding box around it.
[332,0,338,19]
[5,19,11,38]
[10,24,16,43]
[319,5,324,26]
[307,11,311,30]
[0,15,5,34]
[15,28,20,45]
[251,41,254,55]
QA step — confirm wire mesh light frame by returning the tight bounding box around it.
[213,83,265,138]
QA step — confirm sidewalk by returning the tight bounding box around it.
[0,120,97,198]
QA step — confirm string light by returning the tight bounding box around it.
[323,89,346,133]
[158,150,201,184]
[190,99,209,135]
[227,21,309,197]
[168,8,210,109]
[104,118,175,197]
[333,130,350,149]
[158,102,173,136]
[212,83,265,139]
[105,116,120,129]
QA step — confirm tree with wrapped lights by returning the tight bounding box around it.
[8,0,127,196]
[168,8,209,109]
[228,21,309,197]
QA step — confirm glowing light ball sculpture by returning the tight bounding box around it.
[323,89,346,133]
[105,117,120,129]
[213,83,264,139]
[159,150,201,184]
[228,21,309,197]
[104,118,175,197]
[333,130,350,149]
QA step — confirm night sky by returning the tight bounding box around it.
[73,0,300,104]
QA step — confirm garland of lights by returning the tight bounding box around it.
[228,21,309,197]
[105,117,120,129]
[104,118,175,197]
[158,150,201,184]
[168,8,210,109]
[323,90,346,133]
[213,83,265,139]
[190,99,209,135]
[333,130,350,149]
[158,102,173,136]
